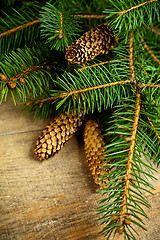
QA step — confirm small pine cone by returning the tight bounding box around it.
[34,110,84,161]
[83,119,108,188]
[65,23,118,64]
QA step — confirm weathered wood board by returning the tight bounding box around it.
[0,96,160,240]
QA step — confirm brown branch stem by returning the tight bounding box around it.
[120,93,141,225]
[73,14,107,19]
[59,12,63,39]
[0,20,39,39]
[129,33,136,83]
[26,80,131,106]
[77,59,128,72]
[65,80,131,97]
[138,83,160,89]
[118,0,158,15]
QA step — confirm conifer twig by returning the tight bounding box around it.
[65,80,131,97]
[118,0,158,15]
[119,93,141,230]
[138,83,160,89]
[58,12,63,39]
[129,33,136,84]
[1,63,50,88]
[139,35,160,65]
[77,59,128,72]
[0,20,39,39]
[26,80,131,106]
[73,14,107,19]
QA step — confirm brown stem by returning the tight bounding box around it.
[119,93,141,226]
[65,80,131,97]
[138,83,160,89]
[0,20,39,39]
[26,96,57,107]
[77,59,128,72]
[26,79,131,106]
[129,33,136,83]
[58,12,63,39]
[73,14,107,19]
[139,35,160,65]
[118,0,158,15]
[1,62,50,88]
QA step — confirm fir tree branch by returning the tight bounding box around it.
[73,14,107,19]
[0,19,39,39]
[58,12,63,39]
[26,96,57,107]
[27,79,131,107]
[119,94,141,230]
[39,2,81,51]
[129,33,136,84]
[118,0,158,16]
[77,59,128,72]
[61,79,131,97]
[0,46,53,103]
[1,62,50,88]
[139,35,160,65]
[138,83,160,89]
[0,4,41,59]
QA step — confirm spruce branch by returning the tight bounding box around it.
[98,97,157,239]
[51,64,132,113]
[0,3,41,59]
[104,0,159,37]
[0,19,39,39]
[39,2,81,51]
[138,83,160,89]
[73,14,107,19]
[139,35,160,65]
[0,46,53,103]
[118,0,158,16]
[77,58,128,72]
[129,33,136,83]
[119,94,141,232]
[59,79,131,97]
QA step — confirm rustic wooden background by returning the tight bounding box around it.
[0,95,160,240]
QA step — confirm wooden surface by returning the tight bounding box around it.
[0,96,160,240]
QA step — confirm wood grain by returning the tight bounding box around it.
[0,96,160,240]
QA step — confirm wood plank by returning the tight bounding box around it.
[0,96,160,240]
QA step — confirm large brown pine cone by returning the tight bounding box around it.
[65,23,117,64]
[83,118,109,188]
[34,111,84,161]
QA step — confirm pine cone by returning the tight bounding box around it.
[65,23,118,64]
[83,119,108,188]
[34,111,84,161]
